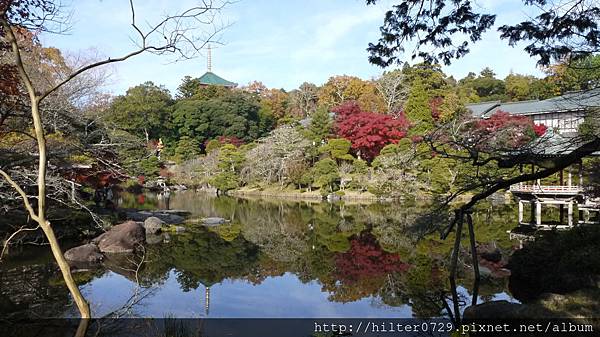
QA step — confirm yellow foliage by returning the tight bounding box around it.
[318,75,386,112]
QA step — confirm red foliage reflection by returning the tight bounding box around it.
[334,233,409,283]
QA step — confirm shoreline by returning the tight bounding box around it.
[227,187,409,203]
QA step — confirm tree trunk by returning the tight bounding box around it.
[31,100,91,318]
[1,18,91,319]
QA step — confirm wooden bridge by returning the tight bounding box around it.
[511,179,599,228]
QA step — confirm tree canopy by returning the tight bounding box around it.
[367,0,600,66]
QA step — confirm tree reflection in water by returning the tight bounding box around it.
[2,191,519,322]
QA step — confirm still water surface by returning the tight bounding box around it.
[2,191,520,318]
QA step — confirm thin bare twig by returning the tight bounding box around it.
[0,224,41,260]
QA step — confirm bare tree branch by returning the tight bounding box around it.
[0,169,39,221]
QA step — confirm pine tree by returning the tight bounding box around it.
[404,78,434,135]
[306,106,332,143]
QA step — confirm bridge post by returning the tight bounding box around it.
[518,200,524,223]
[568,201,574,227]
[536,201,542,226]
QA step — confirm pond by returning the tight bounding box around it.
[1,191,521,319]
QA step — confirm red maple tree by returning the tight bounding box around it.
[469,111,548,151]
[333,101,410,161]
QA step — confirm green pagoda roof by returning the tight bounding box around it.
[198,71,237,87]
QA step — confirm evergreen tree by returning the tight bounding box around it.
[404,78,434,135]
[311,158,340,193]
[320,138,354,163]
[174,136,200,162]
[177,76,202,99]
[469,68,506,101]
[211,144,244,194]
[172,90,270,145]
[305,106,332,143]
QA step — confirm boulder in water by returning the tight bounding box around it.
[144,216,165,234]
[201,217,230,226]
[64,243,103,263]
[125,210,185,224]
[93,221,145,254]
[463,300,524,320]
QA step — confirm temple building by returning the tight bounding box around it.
[466,90,600,231]
[467,89,600,134]
[198,45,237,88]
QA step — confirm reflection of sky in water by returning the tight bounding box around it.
[78,271,414,318]
[76,270,517,318]
[60,192,523,319]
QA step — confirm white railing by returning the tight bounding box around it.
[510,184,584,194]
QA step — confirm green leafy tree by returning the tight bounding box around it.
[456,72,481,102]
[174,136,200,162]
[467,68,506,101]
[211,144,244,193]
[107,81,173,142]
[177,76,202,99]
[529,77,558,100]
[210,171,239,193]
[311,158,340,193]
[193,85,231,101]
[320,138,354,163]
[505,73,540,101]
[547,55,600,93]
[138,156,161,178]
[172,91,270,145]
[217,144,245,172]
[205,139,222,153]
[402,63,449,95]
[352,159,368,175]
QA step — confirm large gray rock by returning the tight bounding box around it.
[93,221,146,254]
[159,213,185,224]
[125,211,150,222]
[64,243,103,263]
[126,211,185,224]
[160,209,191,216]
[144,216,165,234]
[201,217,230,226]
[463,300,524,320]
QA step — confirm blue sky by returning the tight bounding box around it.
[42,0,545,95]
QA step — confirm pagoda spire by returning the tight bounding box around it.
[207,44,212,72]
